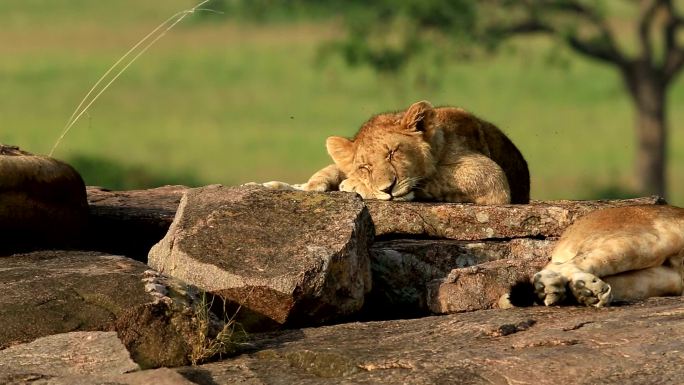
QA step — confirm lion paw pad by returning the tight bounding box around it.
[569,272,612,307]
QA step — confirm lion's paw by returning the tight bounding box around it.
[294,181,327,192]
[533,269,568,306]
[260,181,299,191]
[569,272,612,307]
[339,178,377,199]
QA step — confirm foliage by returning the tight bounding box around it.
[1,1,683,202]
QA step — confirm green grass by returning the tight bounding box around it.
[1,1,683,204]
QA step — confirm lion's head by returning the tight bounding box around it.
[326,101,441,201]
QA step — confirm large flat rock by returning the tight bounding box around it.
[149,185,374,330]
[179,297,684,384]
[366,196,665,240]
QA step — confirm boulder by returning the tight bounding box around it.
[427,256,551,314]
[86,185,188,260]
[0,250,233,368]
[364,239,554,318]
[148,185,374,330]
[0,144,88,252]
[366,196,665,240]
[178,296,684,384]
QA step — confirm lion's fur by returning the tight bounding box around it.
[302,101,530,204]
[533,205,684,307]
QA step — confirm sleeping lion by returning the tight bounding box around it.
[533,204,684,307]
[267,100,529,204]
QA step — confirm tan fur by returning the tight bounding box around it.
[299,101,530,204]
[534,205,684,307]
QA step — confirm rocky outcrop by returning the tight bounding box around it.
[0,250,232,368]
[88,186,665,319]
[148,185,374,330]
[0,145,88,252]
[179,296,684,385]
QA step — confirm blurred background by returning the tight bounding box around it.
[1,0,683,204]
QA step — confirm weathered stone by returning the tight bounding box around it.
[149,185,374,330]
[0,331,138,377]
[367,196,665,240]
[178,297,684,385]
[0,250,231,368]
[0,145,88,252]
[364,239,555,317]
[427,256,551,314]
[86,185,188,260]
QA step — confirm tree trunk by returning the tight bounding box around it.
[623,64,667,198]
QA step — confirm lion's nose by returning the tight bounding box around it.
[380,177,397,194]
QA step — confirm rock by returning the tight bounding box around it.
[0,144,88,252]
[148,185,374,330]
[427,256,551,314]
[364,239,555,318]
[366,196,665,240]
[0,250,233,368]
[0,331,138,377]
[86,185,188,260]
[178,297,684,384]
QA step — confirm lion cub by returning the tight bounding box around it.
[293,101,529,204]
[534,205,684,307]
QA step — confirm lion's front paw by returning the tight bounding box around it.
[294,180,328,192]
[533,269,568,306]
[569,272,612,307]
[260,181,299,191]
[339,178,375,199]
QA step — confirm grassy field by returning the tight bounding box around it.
[1,1,683,204]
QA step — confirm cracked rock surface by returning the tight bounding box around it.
[179,297,684,385]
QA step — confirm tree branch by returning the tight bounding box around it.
[662,0,684,81]
[495,17,626,66]
[637,0,665,62]
[508,1,628,66]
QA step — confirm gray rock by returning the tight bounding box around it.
[365,239,555,317]
[0,331,138,377]
[149,185,374,330]
[366,196,665,240]
[0,250,232,368]
[0,145,88,252]
[178,297,684,385]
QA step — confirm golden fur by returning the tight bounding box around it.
[534,205,684,307]
[298,101,530,204]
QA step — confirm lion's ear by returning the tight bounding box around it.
[326,136,354,169]
[401,100,434,132]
